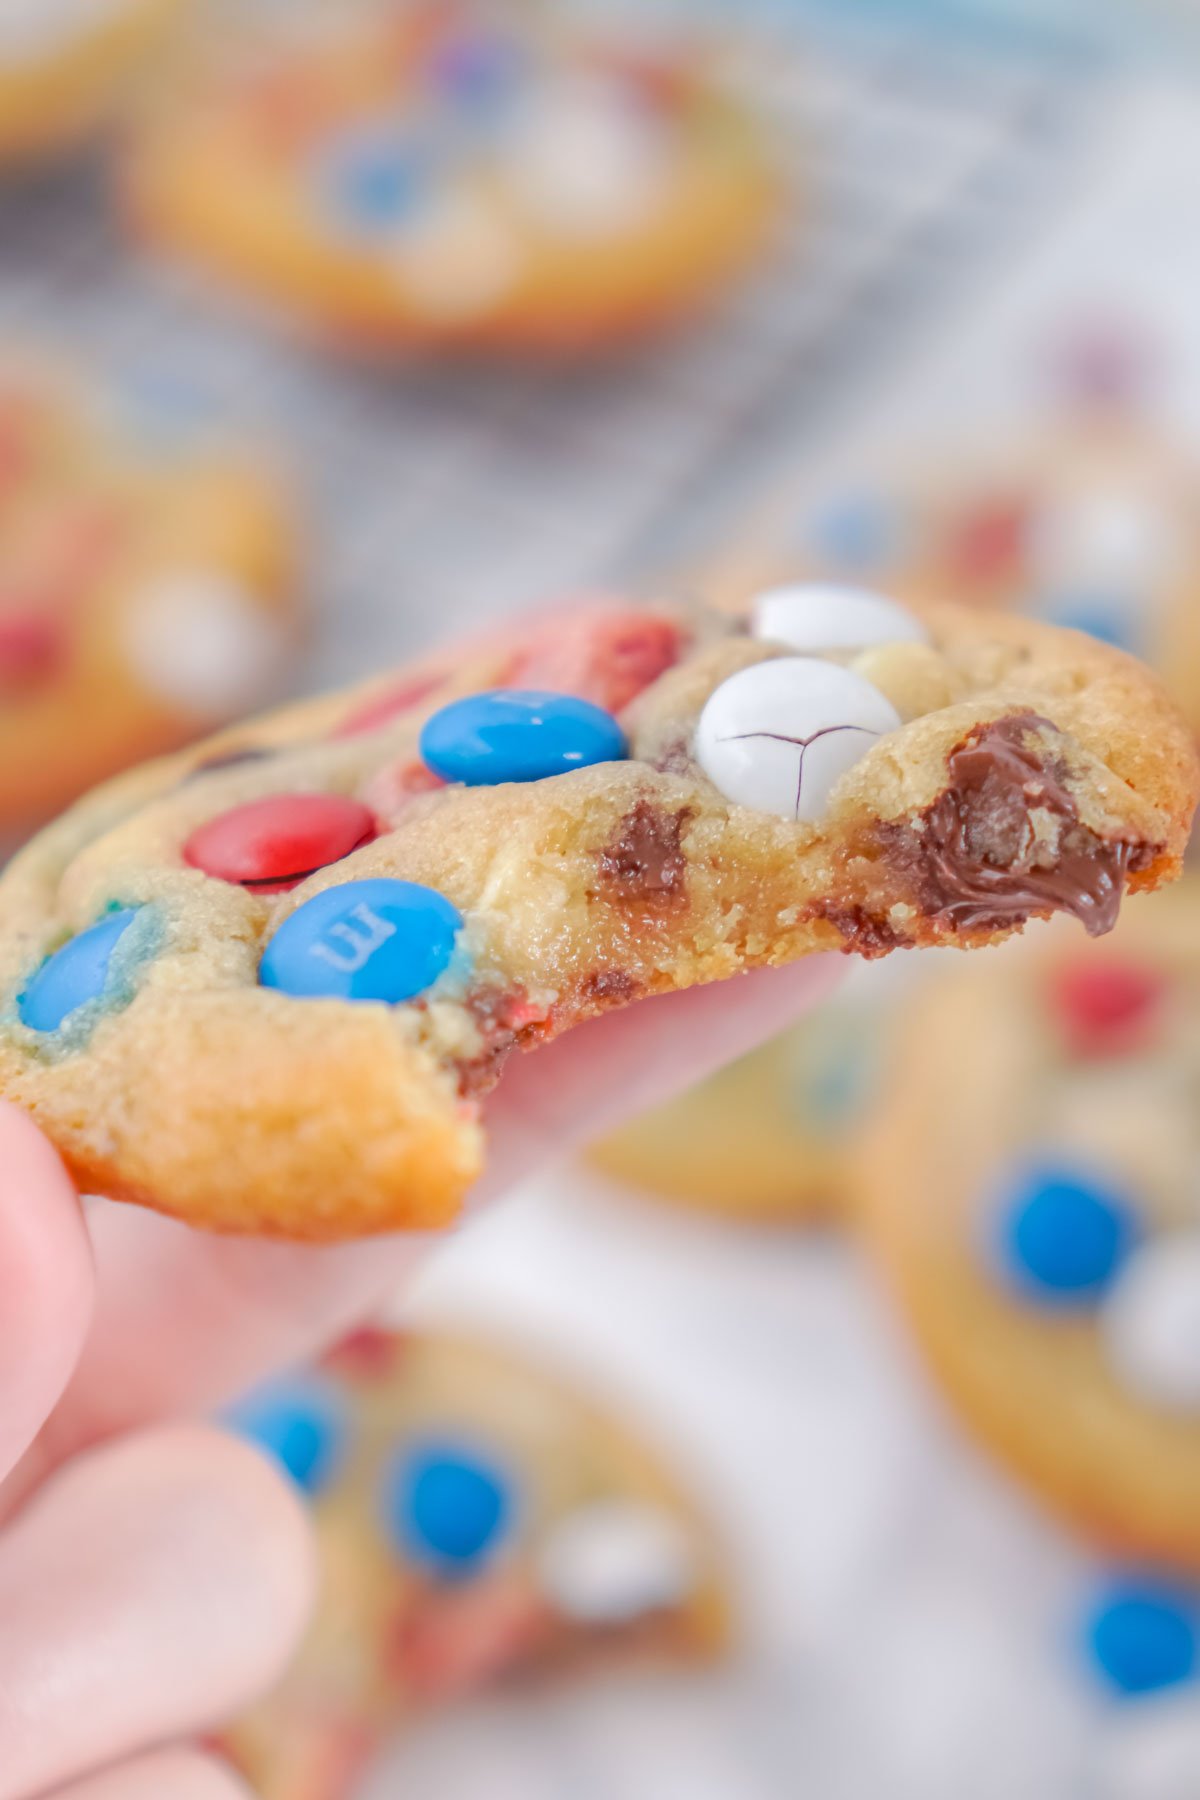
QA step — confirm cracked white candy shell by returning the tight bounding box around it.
[753,584,929,653]
[695,655,901,821]
[1101,1233,1200,1412]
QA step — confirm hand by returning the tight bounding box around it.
[0,956,839,1798]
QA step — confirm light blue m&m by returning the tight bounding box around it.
[318,124,427,229]
[1087,1580,1199,1697]
[225,1374,347,1498]
[383,1439,512,1574]
[260,878,462,1004]
[420,690,626,787]
[18,909,140,1033]
[993,1159,1138,1306]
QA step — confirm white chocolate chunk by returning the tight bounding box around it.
[695,655,901,821]
[536,1499,698,1625]
[752,584,928,654]
[121,572,285,718]
[1101,1233,1200,1412]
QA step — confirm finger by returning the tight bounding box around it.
[0,1427,313,1800]
[47,1750,252,1800]
[21,957,840,1474]
[479,956,844,1194]
[0,1104,93,1485]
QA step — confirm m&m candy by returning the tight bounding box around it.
[18,908,140,1033]
[694,656,900,822]
[420,689,626,787]
[318,125,427,229]
[1050,957,1163,1060]
[1087,1581,1199,1697]
[384,1439,512,1573]
[226,1374,347,1498]
[184,793,376,893]
[259,877,462,1004]
[993,1159,1139,1305]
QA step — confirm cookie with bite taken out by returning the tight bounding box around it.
[0,589,1193,1240]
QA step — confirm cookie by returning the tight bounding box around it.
[0,351,296,844]
[589,957,914,1225]
[125,3,777,352]
[0,0,185,163]
[0,592,1193,1241]
[219,1326,729,1800]
[861,879,1200,1571]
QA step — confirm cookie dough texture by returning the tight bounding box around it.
[0,602,1194,1240]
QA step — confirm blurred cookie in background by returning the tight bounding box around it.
[125,1,779,353]
[0,0,188,164]
[860,881,1200,1574]
[589,958,916,1227]
[0,350,296,845]
[221,1326,730,1800]
[711,360,1200,737]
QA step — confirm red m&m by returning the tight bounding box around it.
[184,793,376,893]
[1050,957,1164,1059]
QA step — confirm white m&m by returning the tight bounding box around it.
[1101,1233,1200,1413]
[537,1499,698,1626]
[752,584,928,654]
[695,656,900,821]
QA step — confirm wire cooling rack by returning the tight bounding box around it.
[0,1,1102,690]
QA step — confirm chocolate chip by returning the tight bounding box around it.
[598,801,691,904]
[889,712,1154,938]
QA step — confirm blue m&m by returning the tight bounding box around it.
[420,690,626,787]
[383,1439,512,1574]
[318,124,427,229]
[1037,593,1141,656]
[260,878,462,1004]
[226,1374,347,1498]
[18,908,140,1033]
[805,493,903,573]
[1087,1580,1199,1697]
[993,1160,1138,1305]
[426,30,524,114]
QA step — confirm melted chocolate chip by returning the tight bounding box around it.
[599,801,691,903]
[890,712,1154,938]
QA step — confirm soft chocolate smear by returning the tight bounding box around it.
[893,711,1153,937]
[599,801,691,903]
